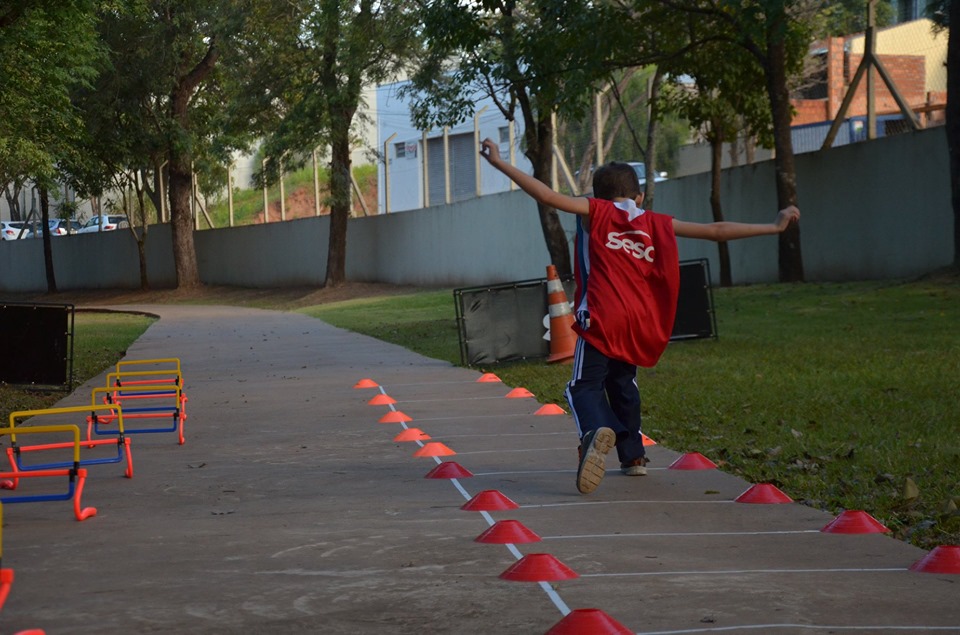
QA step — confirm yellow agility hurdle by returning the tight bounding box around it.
[109,358,184,399]
[93,381,187,445]
[6,403,132,481]
[115,357,181,376]
[0,424,97,522]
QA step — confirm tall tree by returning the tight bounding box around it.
[651,0,814,282]
[406,0,626,277]
[258,0,416,287]
[65,0,279,289]
[656,13,773,286]
[0,0,100,292]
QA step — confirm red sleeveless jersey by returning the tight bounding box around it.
[572,198,680,367]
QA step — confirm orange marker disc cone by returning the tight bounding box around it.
[477,373,502,383]
[499,553,578,582]
[506,387,534,399]
[379,410,412,423]
[641,433,657,446]
[475,519,541,544]
[461,489,518,511]
[413,442,455,457]
[353,378,378,388]
[668,452,717,470]
[393,428,430,442]
[735,483,794,504]
[368,394,396,405]
[546,608,633,635]
[820,510,890,534]
[534,404,566,415]
[425,462,473,479]
[909,545,960,574]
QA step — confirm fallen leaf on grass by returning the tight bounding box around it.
[903,477,920,501]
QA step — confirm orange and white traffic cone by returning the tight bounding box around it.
[545,265,576,363]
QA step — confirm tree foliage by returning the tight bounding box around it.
[632,0,814,282]
[0,0,100,193]
[63,0,286,289]
[406,0,635,276]
[256,0,417,287]
[815,0,895,36]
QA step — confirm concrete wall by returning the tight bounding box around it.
[0,128,952,293]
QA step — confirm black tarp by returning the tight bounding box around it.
[454,259,715,366]
[0,302,74,390]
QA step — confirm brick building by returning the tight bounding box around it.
[791,18,948,129]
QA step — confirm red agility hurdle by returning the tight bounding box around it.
[91,368,187,445]
[6,403,132,481]
[0,423,97,522]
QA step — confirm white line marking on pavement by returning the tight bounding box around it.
[542,530,822,539]
[582,567,906,578]
[636,623,960,634]
[452,447,572,455]
[520,500,734,508]
[384,392,573,619]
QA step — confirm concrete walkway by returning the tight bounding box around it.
[1,304,958,634]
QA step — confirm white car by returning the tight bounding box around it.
[1,221,29,240]
[77,215,129,234]
[626,162,668,186]
[26,219,82,238]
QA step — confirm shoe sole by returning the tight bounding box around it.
[576,427,616,494]
[621,465,647,476]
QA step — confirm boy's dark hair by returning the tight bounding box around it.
[592,162,641,201]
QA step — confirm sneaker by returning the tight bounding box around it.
[621,457,649,476]
[576,427,616,494]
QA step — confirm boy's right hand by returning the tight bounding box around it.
[479,138,501,163]
[775,205,800,231]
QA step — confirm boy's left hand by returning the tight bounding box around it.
[776,205,800,231]
[479,138,501,163]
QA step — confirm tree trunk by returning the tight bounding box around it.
[527,113,572,278]
[709,131,732,287]
[144,164,165,224]
[4,183,22,221]
[134,183,149,290]
[765,29,804,282]
[643,68,663,210]
[166,42,218,289]
[40,187,56,293]
[325,116,353,287]
[948,0,959,267]
[168,158,201,288]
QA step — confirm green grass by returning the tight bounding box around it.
[307,274,960,550]
[300,290,459,363]
[0,311,155,423]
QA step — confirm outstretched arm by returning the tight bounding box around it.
[673,206,800,241]
[479,138,589,216]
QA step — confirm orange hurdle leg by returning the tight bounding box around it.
[73,469,97,522]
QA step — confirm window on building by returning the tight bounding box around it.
[395,142,406,159]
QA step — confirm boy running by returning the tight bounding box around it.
[479,138,800,494]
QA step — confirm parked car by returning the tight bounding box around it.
[1,221,29,240]
[77,215,129,234]
[26,219,82,238]
[626,161,668,186]
[575,162,668,193]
